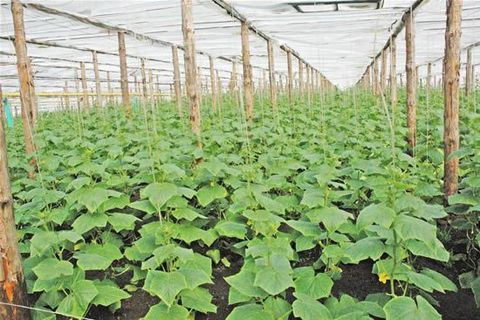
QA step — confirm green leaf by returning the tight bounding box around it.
[72,212,108,234]
[294,272,333,299]
[263,297,291,320]
[448,193,479,206]
[197,184,227,206]
[142,182,178,210]
[292,293,333,320]
[215,221,247,239]
[420,269,457,292]
[172,207,206,221]
[471,277,480,307]
[33,258,73,280]
[225,263,268,299]
[287,220,324,237]
[344,238,385,263]
[76,187,112,212]
[30,231,59,256]
[394,215,437,247]
[128,200,156,215]
[180,287,217,313]
[306,207,353,234]
[142,303,189,320]
[357,203,395,230]
[71,280,98,310]
[144,270,187,307]
[301,189,324,208]
[227,304,274,320]
[254,264,294,295]
[92,282,130,306]
[383,296,440,320]
[108,213,140,232]
[75,243,122,271]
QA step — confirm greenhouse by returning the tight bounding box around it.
[0,0,479,319]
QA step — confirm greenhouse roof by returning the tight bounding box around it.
[1,0,480,93]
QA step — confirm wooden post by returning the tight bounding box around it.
[107,71,112,105]
[140,58,148,101]
[287,50,293,104]
[230,62,239,106]
[306,65,311,105]
[427,62,432,90]
[11,0,37,172]
[380,49,387,93]
[80,62,89,109]
[390,36,397,112]
[75,69,81,110]
[64,81,70,110]
[172,45,183,117]
[466,48,473,96]
[373,57,379,95]
[181,0,201,146]
[0,43,31,320]
[117,31,131,113]
[298,59,304,100]
[241,20,254,122]
[405,10,417,149]
[209,56,217,113]
[92,51,102,107]
[216,70,222,109]
[443,0,463,198]
[267,40,277,110]
[148,69,154,103]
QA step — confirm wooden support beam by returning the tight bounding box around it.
[64,81,70,109]
[298,59,304,100]
[241,20,254,122]
[443,0,463,198]
[267,39,277,111]
[426,62,432,90]
[390,36,398,112]
[373,58,379,95]
[172,45,183,117]
[117,31,131,113]
[380,49,387,93]
[209,56,217,113]
[2,1,32,315]
[148,69,154,103]
[466,48,473,96]
[287,50,293,104]
[140,58,148,101]
[80,62,89,109]
[74,69,80,109]
[181,0,201,146]
[405,10,417,149]
[92,51,102,107]
[11,0,37,172]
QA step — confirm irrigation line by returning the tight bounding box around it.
[0,301,95,320]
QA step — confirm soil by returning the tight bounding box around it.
[85,239,480,320]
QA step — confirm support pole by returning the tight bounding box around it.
[373,58,379,95]
[80,62,89,109]
[443,0,463,198]
[299,59,304,100]
[427,62,432,90]
[140,58,148,101]
[117,31,131,113]
[209,56,217,113]
[92,50,102,107]
[466,48,473,96]
[0,27,31,320]
[390,36,398,112]
[380,49,387,93]
[287,50,293,104]
[75,69,81,109]
[11,0,37,172]
[181,0,201,146]
[241,20,254,122]
[107,71,112,105]
[172,45,183,117]
[64,81,70,110]
[405,10,417,149]
[267,39,277,111]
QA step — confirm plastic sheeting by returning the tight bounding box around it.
[0,0,479,99]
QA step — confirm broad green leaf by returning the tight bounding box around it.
[294,272,333,299]
[180,287,217,313]
[92,282,130,306]
[142,182,178,210]
[263,297,291,320]
[108,213,140,232]
[292,293,333,320]
[128,200,156,215]
[227,304,274,320]
[75,243,122,271]
[215,220,247,239]
[144,270,187,307]
[33,258,73,280]
[357,203,395,230]
[76,187,112,212]
[142,303,189,320]
[197,184,227,206]
[72,212,108,234]
[344,238,385,263]
[307,207,353,234]
[394,215,437,247]
[301,189,325,208]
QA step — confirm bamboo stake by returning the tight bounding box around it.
[26,57,37,124]
[443,0,463,198]
[117,31,131,113]
[287,50,293,104]
[92,50,102,107]
[466,48,473,96]
[141,58,148,101]
[380,49,387,92]
[427,62,432,90]
[390,36,398,113]
[209,56,217,113]
[181,0,201,146]
[75,69,81,109]
[241,20,254,122]
[148,69,154,103]
[216,70,222,110]
[373,57,379,95]
[64,81,70,110]
[11,0,37,175]
[298,60,304,100]
[80,62,89,109]
[267,39,277,111]
[405,10,417,149]
[172,45,183,117]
